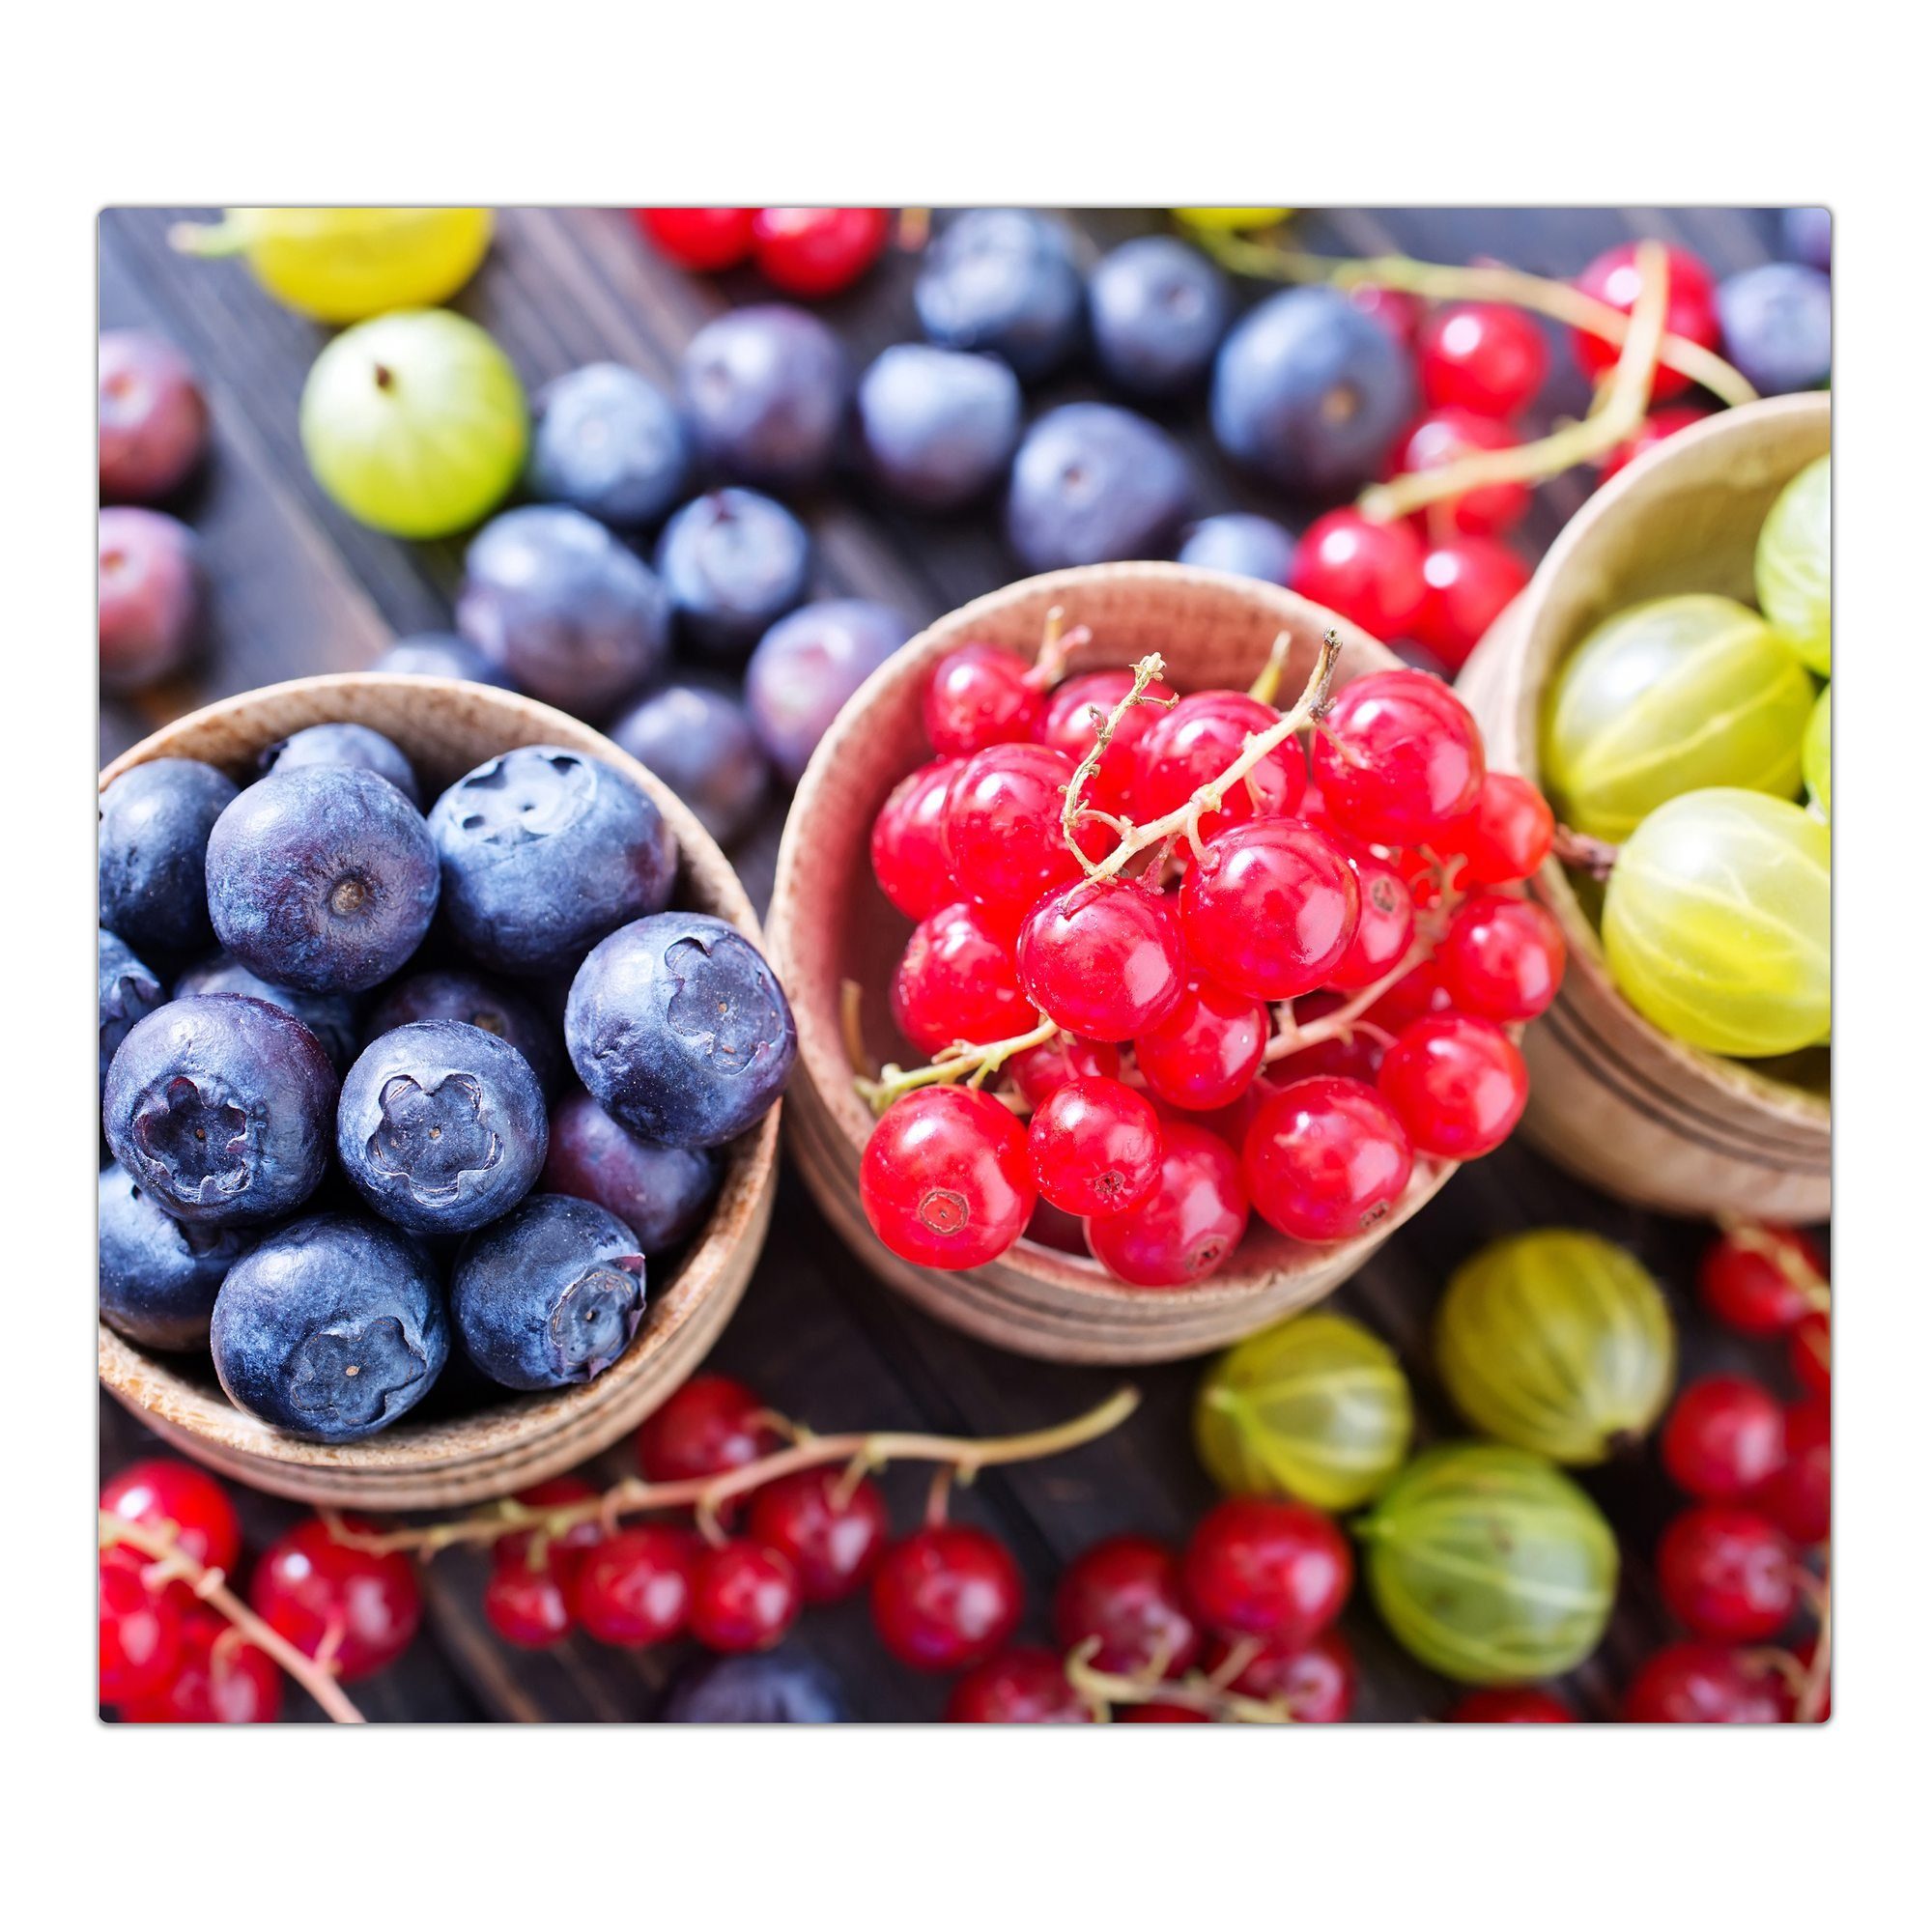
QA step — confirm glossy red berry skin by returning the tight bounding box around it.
[1348,284,1425,344]
[871,757,964,920]
[1179,818,1360,1002]
[571,1525,696,1647]
[637,1376,780,1486]
[1412,536,1532,670]
[923,643,1042,758]
[751,207,890,298]
[1788,1313,1831,1399]
[1327,844,1416,992]
[1210,1626,1356,1721]
[870,1524,1024,1673]
[119,1612,283,1724]
[1600,404,1711,481]
[745,1468,891,1605]
[1312,668,1486,844]
[689,1541,803,1653]
[1028,1076,1164,1218]
[1378,1013,1527,1160]
[1016,878,1187,1041]
[1761,1399,1830,1547]
[633,208,757,272]
[1697,1226,1826,1337]
[1658,1506,1798,1643]
[942,742,1088,932]
[892,899,1033,1055]
[1008,1033,1120,1108]
[1051,1535,1201,1678]
[947,1646,1093,1723]
[1134,980,1269,1112]
[1662,1377,1787,1504]
[1120,1700,1211,1721]
[1085,1120,1248,1288]
[1435,894,1566,1022]
[1037,669,1179,815]
[1393,409,1532,539]
[1572,242,1719,400]
[99,1545,184,1705]
[1182,1496,1353,1649]
[1621,1643,1783,1723]
[1441,772,1555,886]
[1449,1687,1574,1723]
[497,1476,605,1580]
[1243,1074,1414,1243]
[100,1459,242,1579]
[249,1518,420,1683]
[861,1085,1036,1270]
[1130,690,1307,846]
[1363,958,1453,1036]
[1418,303,1549,417]
[484,1557,575,1648]
[1291,510,1427,641]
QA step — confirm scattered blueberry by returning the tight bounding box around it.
[1782,207,1832,273]
[457,505,670,719]
[745,598,917,782]
[566,913,796,1148]
[1211,285,1416,493]
[679,305,848,491]
[99,1162,257,1352]
[1716,263,1833,396]
[1088,235,1230,398]
[660,1649,849,1723]
[99,930,165,1097]
[211,1211,449,1441]
[1005,402,1197,572]
[260,722,420,806]
[372,633,510,685]
[654,489,811,655]
[1178,511,1299,584]
[99,757,239,956]
[855,344,1023,510]
[207,766,440,994]
[451,1193,645,1391]
[366,968,563,1095]
[99,507,203,695]
[542,1089,722,1250]
[527,361,691,530]
[103,994,339,1227]
[914,209,1085,381]
[428,745,675,977]
[610,684,770,845]
[175,954,359,1072]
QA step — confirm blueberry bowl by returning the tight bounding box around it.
[99,675,781,1506]
[768,563,1471,1365]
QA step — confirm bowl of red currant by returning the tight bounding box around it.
[770,561,1557,1363]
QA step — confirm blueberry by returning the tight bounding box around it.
[855,344,1023,510]
[660,1649,849,1723]
[914,209,1085,381]
[527,361,691,530]
[1005,402,1197,572]
[372,633,511,686]
[428,745,675,977]
[1716,264,1833,396]
[1088,235,1230,398]
[366,968,563,1095]
[565,913,796,1149]
[609,684,770,845]
[457,505,670,719]
[175,954,359,1072]
[259,722,420,806]
[1782,207,1832,273]
[542,1089,721,1251]
[104,994,338,1227]
[99,930,165,1097]
[451,1193,645,1391]
[654,489,811,655]
[1178,511,1299,584]
[99,1161,256,1352]
[211,1211,448,1441]
[678,305,848,491]
[206,767,439,995]
[336,1019,549,1236]
[745,599,917,783]
[1211,285,1416,494]
[99,757,239,956]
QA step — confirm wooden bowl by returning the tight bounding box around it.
[1457,394,1832,1220]
[768,562,1469,1365]
[99,674,781,1507]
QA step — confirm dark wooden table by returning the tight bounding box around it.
[99,204,1815,1721]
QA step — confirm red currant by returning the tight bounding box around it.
[1085,1120,1248,1288]
[1378,1013,1527,1160]
[100,1459,242,1579]
[1023,1197,1090,1255]
[1312,669,1486,844]
[484,1555,575,1648]
[1761,1399,1830,1547]
[1777,1634,1832,1722]
[99,1545,184,1705]
[745,1467,891,1605]
[1361,957,1453,1036]
[571,1525,696,1646]
[1621,1643,1783,1723]
[1015,877,1186,1040]
[1130,690,1307,846]
[942,743,1088,932]
[1271,1025,1384,1087]
[1393,409,1532,537]
[1179,818,1360,1001]
[946,1646,1092,1723]
[1788,1312,1831,1399]
[1412,536,1532,671]
[1210,1626,1355,1721]
[1119,1700,1211,1721]
[497,1476,605,1581]
[1440,771,1555,886]
[632,208,757,272]
[1657,1505,1798,1643]
[1134,980,1269,1112]
[1243,1074,1414,1243]
[1599,404,1711,480]
[637,1375,781,1486]
[1697,1226,1826,1337]
[1008,1033,1120,1108]
[250,1518,420,1683]
[871,757,965,920]
[1181,1497,1352,1648]
[1435,893,1566,1022]
[1418,302,1549,417]
[1028,1076,1164,1217]
[1662,1377,1786,1504]
[870,1524,1024,1672]
[923,642,1042,757]
[892,899,1033,1055]
[1290,510,1427,641]
[1347,284,1425,344]
[1326,844,1415,992]
[861,1085,1036,1270]
[1037,668,1179,815]
[751,207,890,298]
[1449,1687,1574,1723]
[119,1612,283,1724]
[689,1540,802,1653]
[1572,242,1719,401]
[1051,1535,1201,1678]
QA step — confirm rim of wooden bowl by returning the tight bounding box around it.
[767,561,1470,1331]
[98,673,781,1501]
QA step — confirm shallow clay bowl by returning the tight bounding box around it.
[99,674,781,1508]
[1458,393,1831,1219]
[769,562,1465,1366]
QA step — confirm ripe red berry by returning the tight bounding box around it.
[1362,958,1453,1036]
[1449,1687,1574,1723]
[892,898,1033,1055]
[100,1459,242,1580]
[1440,772,1555,886]
[1051,1535,1201,1678]
[1179,818,1360,1001]
[633,207,757,272]
[484,1555,575,1648]
[1119,1700,1211,1721]
[1291,510,1427,641]
[946,1645,1093,1723]
[1760,1399,1830,1547]
[1084,1119,1248,1287]
[249,1518,420,1683]
[1181,1497,1352,1649]
[1788,1311,1831,1399]
[571,1525,696,1646]
[1326,844,1416,992]
[1015,877,1187,1040]
[1697,1226,1827,1337]
[1037,668,1179,815]
[1378,1013,1528,1160]
[1662,1376,1786,1503]
[1134,980,1269,1112]
[871,757,965,920]
[637,1375,780,1486]
[1572,242,1719,401]
[1209,1626,1356,1721]
[497,1476,605,1582]
[1435,893,1566,1022]
[1599,404,1711,481]
[99,1545,184,1705]
[1242,1074,1414,1243]
[942,742,1089,932]
[1392,409,1532,538]
[1028,1076,1164,1218]
[752,207,890,298]
[1412,536,1532,671]
[1348,284,1425,344]
[1621,1642,1783,1723]
[1657,1506,1799,1643]
[1130,690,1307,846]
[1418,302,1549,417]
[1007,1033,1120,1108]
[923,643,1042,757]
[689,1540,803,1653]
[861,1085,1036,1271]
[118,1611,283,1724]
[870,1524,1024,1672]
[1313,669,1486,844]
[745,1467,891,1605]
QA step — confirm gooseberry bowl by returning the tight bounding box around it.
[1457,393,1831,1219]
[99,674,781,1508]
[768,562,1472,1365]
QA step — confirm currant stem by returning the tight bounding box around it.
[1551,823,1623,881]
[1716,1219,1833,1313]
[1060,652,1172,872]
[1261,934,1437,1063]
[1064,1636,1293,1724]
[1246,630,1294,706]
[855,1011,1060,1114]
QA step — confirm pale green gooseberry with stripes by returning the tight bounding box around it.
[1193,1311,1413,1511]
[1804,684,1831,818]
[1357,1442,1618,1686]
[1756,454,1832,675]
[1542,593,1815,842]
[1435,1230,1675,1465]
[1604,786,1831,1057]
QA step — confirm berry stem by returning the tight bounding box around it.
[1064,1636,1293,1723]
[1796,1570,1832,1724]
[1551,822,1623,880]
[1025,604,1092,691]
[1716,1219,1832,1312]
[1246,629,1294,706]
[855,1011,1060,1114]
[1261,936,1435,1063]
